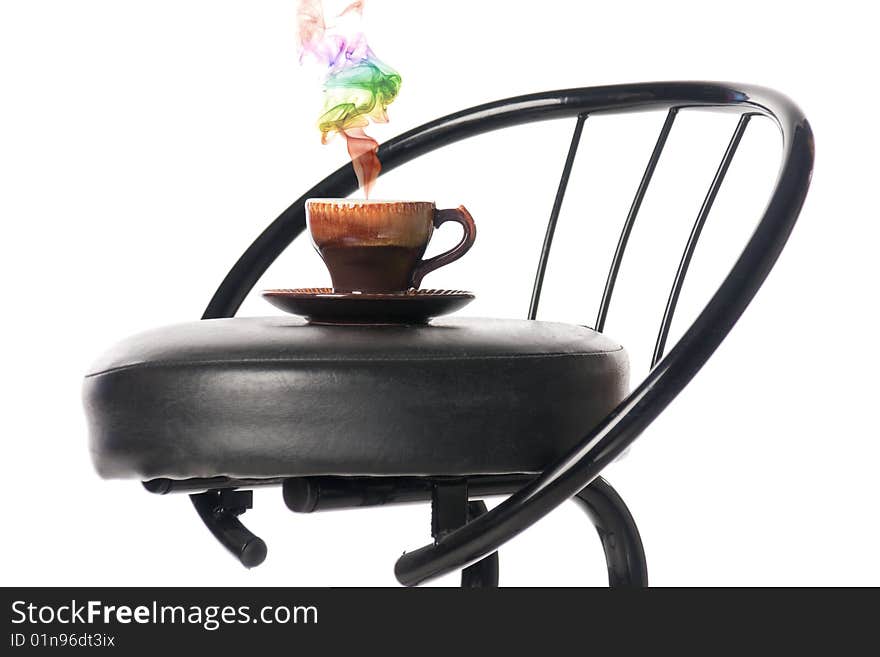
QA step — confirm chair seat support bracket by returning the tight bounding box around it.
[190,489,267,569]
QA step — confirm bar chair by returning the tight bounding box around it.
[82,81,814,586]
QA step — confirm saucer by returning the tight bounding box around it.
[262,288,475,324]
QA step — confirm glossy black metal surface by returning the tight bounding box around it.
[282,474,533,513]
[198,82,813,585]
[596,108,678,333]
[528,113,587,320]
[651,112,753,367]
[203,82,807,321]
[460,501,499,588]
[574,478,648,587]
[282,474,637,586]
[391,85,813,585]
[431,479,469,540]
[430,481,499,588]
[190,490,267,569]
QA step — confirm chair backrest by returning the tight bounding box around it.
[203,82,814,585]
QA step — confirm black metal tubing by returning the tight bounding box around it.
[596,108,678,333]
[574,478,648,587]
[460,501,499,588]
[191,490,267,569]
[392,87,813,585]
[203,82,806,321]
[202,82,813,585]
[282,474,532,513]
[282,474,639,587]
[528,113,588,319]
[651,113,753,367]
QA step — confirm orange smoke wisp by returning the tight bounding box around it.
[342,128,381,198]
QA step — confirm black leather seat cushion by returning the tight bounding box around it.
[83,317,628,480]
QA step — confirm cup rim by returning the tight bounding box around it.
[306,198,435,207]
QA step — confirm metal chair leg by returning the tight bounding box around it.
[190,490,267,569]
[460,501,499,588]
[280,474,636,585]
[573,476,648,587]
[429,481,499,587]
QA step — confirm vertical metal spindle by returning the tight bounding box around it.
[528,113,588,320]
[651,113,752,367]
[595,108,678,333]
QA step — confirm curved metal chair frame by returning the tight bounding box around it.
[144,81,813,586]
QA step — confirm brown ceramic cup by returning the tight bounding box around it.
[306,199,477,293]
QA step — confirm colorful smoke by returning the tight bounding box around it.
[297,0,402,196]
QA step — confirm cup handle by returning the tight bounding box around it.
[410,205,477,288]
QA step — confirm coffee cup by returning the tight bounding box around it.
[306,199,477,293]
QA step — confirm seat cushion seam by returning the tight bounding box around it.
[84,347,625,378]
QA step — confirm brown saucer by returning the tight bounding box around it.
[262,288,475,324]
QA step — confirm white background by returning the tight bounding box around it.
[1,0,878,586]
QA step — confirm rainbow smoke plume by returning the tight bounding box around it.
[297,0,402,196]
